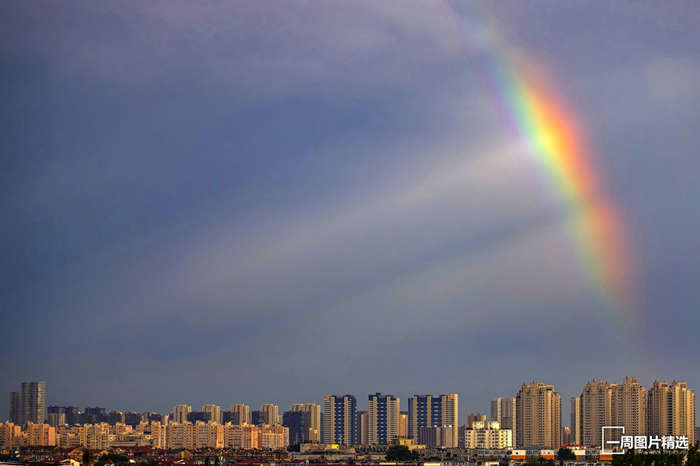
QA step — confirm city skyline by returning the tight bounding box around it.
[3,0,700,431]
[3,378,695,452]
[6,377,695,442]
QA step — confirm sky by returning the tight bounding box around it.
[2,0,700,424]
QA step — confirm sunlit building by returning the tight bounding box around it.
[321,394,357,445]
[166,422,194,449]
[648,380,695,445]
[368,393,400,445]
[460,420,512,449]
[491,397,516,446]
[516,381,561,449]
[408,394,458,446]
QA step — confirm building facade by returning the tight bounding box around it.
[229,403,251,425]
[491,397,516,446]
[516,381,561,449]
[648,380,695,445]
[419,425,455,448]
[12,382,46,425]
[611,377,646,438]
[321,394,357,445]
[367,393,400,445]
[289,403,321,442]
[202,404,222,425]
[460,420,512,449]
[580,380,613,447]
[407,394,458,446]
[172,404,192,424]
[570,396,581,446]
[260,403,280,425]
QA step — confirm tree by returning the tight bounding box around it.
[557,447,576,464]
[386,445,419,462]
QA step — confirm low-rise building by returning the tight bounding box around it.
[460,420,512,449]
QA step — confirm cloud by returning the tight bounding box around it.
[644,57,700,105]
[0,1,470,91]
[75,134,575,334]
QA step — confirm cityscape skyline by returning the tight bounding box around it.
[3,378,696,453]
[6,377,695,446]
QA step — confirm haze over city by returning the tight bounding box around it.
[3,0,700,424]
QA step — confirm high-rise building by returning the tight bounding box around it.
[491,398,516,446]
[578,377,646,447]
[230,404,251,425]
[441,394,459,446]
[670,381,695,446]
[399,411,408,439]
[358,411,369,445]
[580,380,613,447]
[9,392,21,424]
[321,394,357,445]
[570,397,581,446]
[571,377,647,447]
[282,411,305,445]
[649,381,695,445]
[611,377,646,438]
[648,381,670,438]
[260,403,280,425]
[516,381,561,449]
[491,399,502,423]
[289,403,321,442]
[172,405,192,424]
[202,404,222,424]
[419,425,456,448]
[407,396,433,440]
[47,406,66,427]
[21,382,46,425]
[407,394,458,446]
[367,393,400,445]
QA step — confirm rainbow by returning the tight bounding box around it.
[467,14,639,332]
[504,62,634,311]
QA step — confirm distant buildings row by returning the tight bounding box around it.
[6,378,696,450]
[569,378,695,447]
[492,378,696,450]
[0,421,288,450]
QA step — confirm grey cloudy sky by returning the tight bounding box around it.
[2,1,700,422]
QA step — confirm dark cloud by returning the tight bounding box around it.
[2,0,700,422]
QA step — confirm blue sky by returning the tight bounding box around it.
[2,0,700,422]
